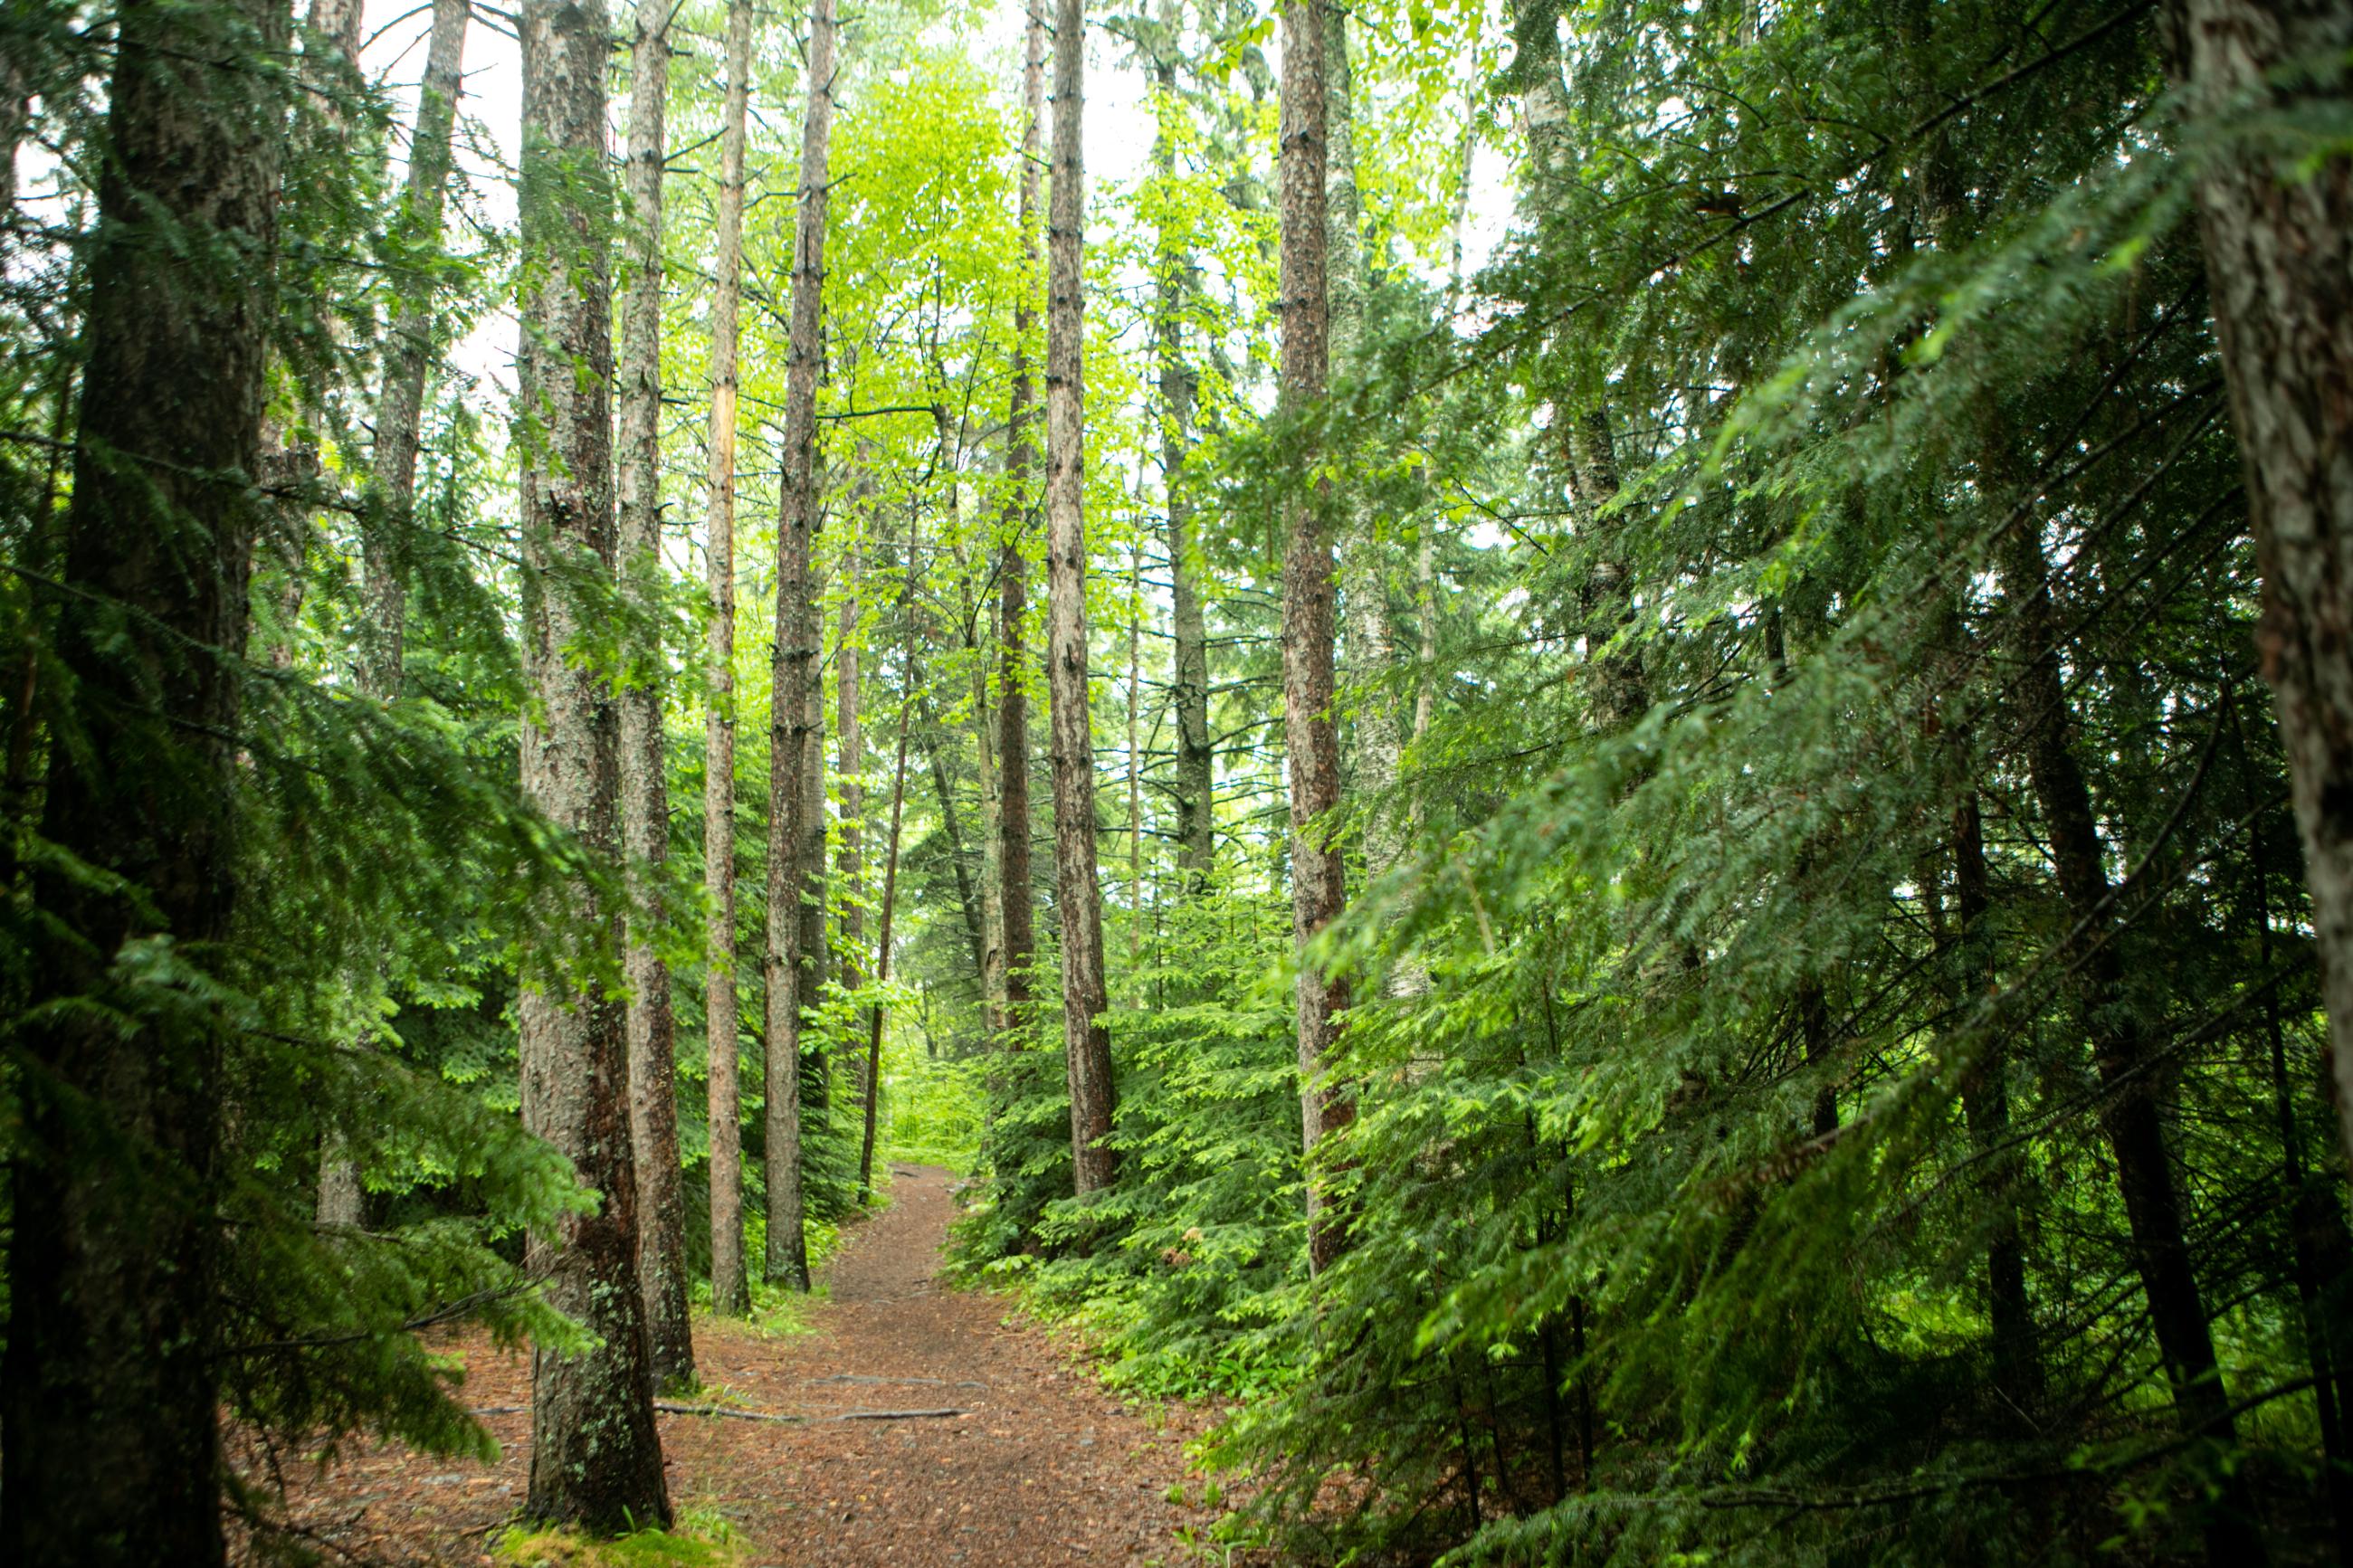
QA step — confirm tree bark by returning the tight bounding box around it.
[1998,524,2256,1562]
[764,0,836,1291]
[860,625,916,1202]
[702,0,754,1320]
[997,0,1046,1044]
[1148,22,1215,894]
[315,0,472,1231]
[1044,0,1118,1194]
[1280,0,1349,1274]
[359,0,466,698]
[1949,789,2038,1409]
[514,0,670,1527]
[2166,0,2353,1185]
[0,1,286,1559]
[617,0,692,1393]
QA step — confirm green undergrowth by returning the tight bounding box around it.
[491,1507,743,1567]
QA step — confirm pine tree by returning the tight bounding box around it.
[514,0,670,1525]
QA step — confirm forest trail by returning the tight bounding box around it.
[250,1167,1217,1566]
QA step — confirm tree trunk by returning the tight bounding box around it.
[1949,789,2039,1409]
[2167,0,2353,1186]
[838,513,866,1039]
[701,0,754,1320]
[1148,22,1214,895]
[919,686,988,981]
[1280,0,1349,1274]
[860,644,915,1201]
[360,0,467,698]
[763,0,836,1292]
[314,0,471,1231]
[1998,524,2256,1562]
[514,0,670,1527]
[1044,0,1118,1194]
[617,0,691,1393]
[997,0,1045,1044]
[0,1,286,1559]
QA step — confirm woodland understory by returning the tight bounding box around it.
[5,0,2353,1564]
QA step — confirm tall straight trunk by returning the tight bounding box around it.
[514,0,670,1527]
[1148,22,1214,893]
[860,613,916,1201]
[0,2,286,1559]
[617,0,691,1393]
[857,698,911,1199]
[360,0,467,695]
[798,541,831,1112]
[316,0,471,1231]
[996,0,1045,1043]
[972,643,1008,1031]
[1280,0,1349,1274]
[2167,1,2353,1182]
[837,516,866,1040]
[918,686,987,979]
[1326,5,1405,905]
[1998,526,2256,1562]
[701,0,754,1320]
[763,0,836,1291]
[1126,528,1144,990]
[1044,0,1118,1194]
[1950,788,2038,1408]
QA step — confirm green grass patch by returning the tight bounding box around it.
[491,1508,743,1567]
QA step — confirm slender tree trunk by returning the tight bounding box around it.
[1326,5,1404,898]
[972,641,1008,1031]
[314,0,471,1231]
[997,0,1045,1045]
[918,686,988,980]
[1126,527,1145,993]
[860,647,915,1201]
[1949,789,2038,1408]
[838,510,866,1050]
[361,0,467,695]
[763,0,836,1291]
[514,0,669,1526]
[701,0,754,1320]
[0,2,286,1559]
[2166,0,2353,1185]
[617,0,691,1392]
[1998,525,2256,1563]
[1044,0,1118,1194]
[1280,0,1349,1273]
[1147,23,1215,894]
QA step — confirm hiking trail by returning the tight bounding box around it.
[258,1166,1218,1565]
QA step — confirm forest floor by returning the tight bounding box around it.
[244,1165,1223,1567]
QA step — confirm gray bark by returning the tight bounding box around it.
[763,0,836,1291]
[618,0,692,1393]
[702,0,754,1320]
[1044,0,1119,1194]
[514,0,670,1527]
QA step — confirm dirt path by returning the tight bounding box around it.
[252,1166,1215,1566]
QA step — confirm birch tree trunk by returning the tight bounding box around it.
[1044,0,1118,1194]
[617,0,691,1392]
[2167,0,2353,1183]
[702,0,754,1320]
[997,0,1046,1045]
[1280,0,1349,1275]
[0,0,286,1557]
[764,0,836,1291]
[514,0,669,1526]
